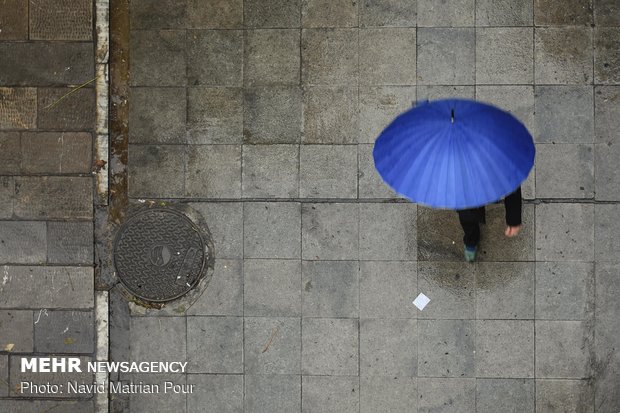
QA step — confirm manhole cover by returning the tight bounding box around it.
[113,209,208,302]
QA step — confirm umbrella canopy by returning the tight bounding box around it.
[373,99,535,209]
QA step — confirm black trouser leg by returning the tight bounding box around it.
[457,207,484,248]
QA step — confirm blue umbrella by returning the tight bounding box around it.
[373,99,535,209]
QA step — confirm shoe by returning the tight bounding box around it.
[464,245,477,262]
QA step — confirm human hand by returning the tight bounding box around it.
[505,225,522,237]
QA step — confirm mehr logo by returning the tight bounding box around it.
[21,357,82,373]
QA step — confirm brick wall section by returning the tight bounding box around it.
[0,0,96,410]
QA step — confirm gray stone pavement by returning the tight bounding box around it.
[121,0,620,412]
[0,0,619,412]
[0,0,97,412]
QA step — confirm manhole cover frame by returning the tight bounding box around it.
[112,207,211,303]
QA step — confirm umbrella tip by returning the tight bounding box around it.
[451,109,454,124]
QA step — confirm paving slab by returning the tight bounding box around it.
[244,259,301,317]
[185,144,242,198]
[301,203,359,260]
[359,203,417,260]
[534,0,593,25]
[418,319,474,378]
[301,0,358,28]
[303,86,358,144]
[0,310,33,352]
[38,87,96,130]
[360,376,417,413]
[594,0,620,26]
[475,262,535,319]
[29,0,93,40]
[535,320,593,379]
[536,262,594,320]
[0,43,94,86]
[417,28,475,85]
[300,145,357,198]
[301,317,358,375]
[0,132,20,173]
[244,375,300,413]
[594,262,620,322]
[244,29,300,86]
[14,176,92,219]
[9,355,93,398]
[302,260,358,317]
[475,320,534,378]
[21,132,92,174]
[187,87,243,144]
[129,315,186,364]
[595,204,620,261]
[130,0,187,29]
[417,85,474,101]
[0,177,14,219]
[417,378,476,413]
[0,0,28,40]
[478,203,536,262]
[130,30,186,86]
[188,202,243,259]
[417,261,476,319]
[243,317,301,374]
[476,379,534,413]
[595,86,620,145]
[535,379,594,413]
[187,30,243,86]
[595,143,620,201]
[360,318,417,377]
[534,86,594,144]
[475,0,533,26]
[535,27,593,85]
[47,221,93,265]
[187,0,242,28]
[243,86,302,144]
[128,87,186,144]
[359,261,417,318]
[187,316,242,373]
[0,266,93,308]
[359,0,416,27]
[34,310,94,353]
[535,203,594,262]
[0,87,37,129]
[244,0,301,28]
[0,401,93,413]
[417,207,465,261]
[244,202,301,259]
[186,374,243,413]
[0,221,46,264]
[0,354,7,396]
[302,376,359,413]
[242,144,299,198]
[187,259,243,316]
[476,28,533,85]
[358,86,416,143]
[535,144,594,198]
[417,0,474,27]
[358,144,400,198]
[129,374,187,413]
[128,145,185,198]
[359,28,416,85]
[301,29,358,85]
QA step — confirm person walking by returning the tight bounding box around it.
[458,186,522,262]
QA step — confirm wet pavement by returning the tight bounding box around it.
[2,0,620,412]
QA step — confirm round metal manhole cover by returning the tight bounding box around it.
[113,209,208,302]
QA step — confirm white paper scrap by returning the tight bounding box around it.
[413,293,431,310]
